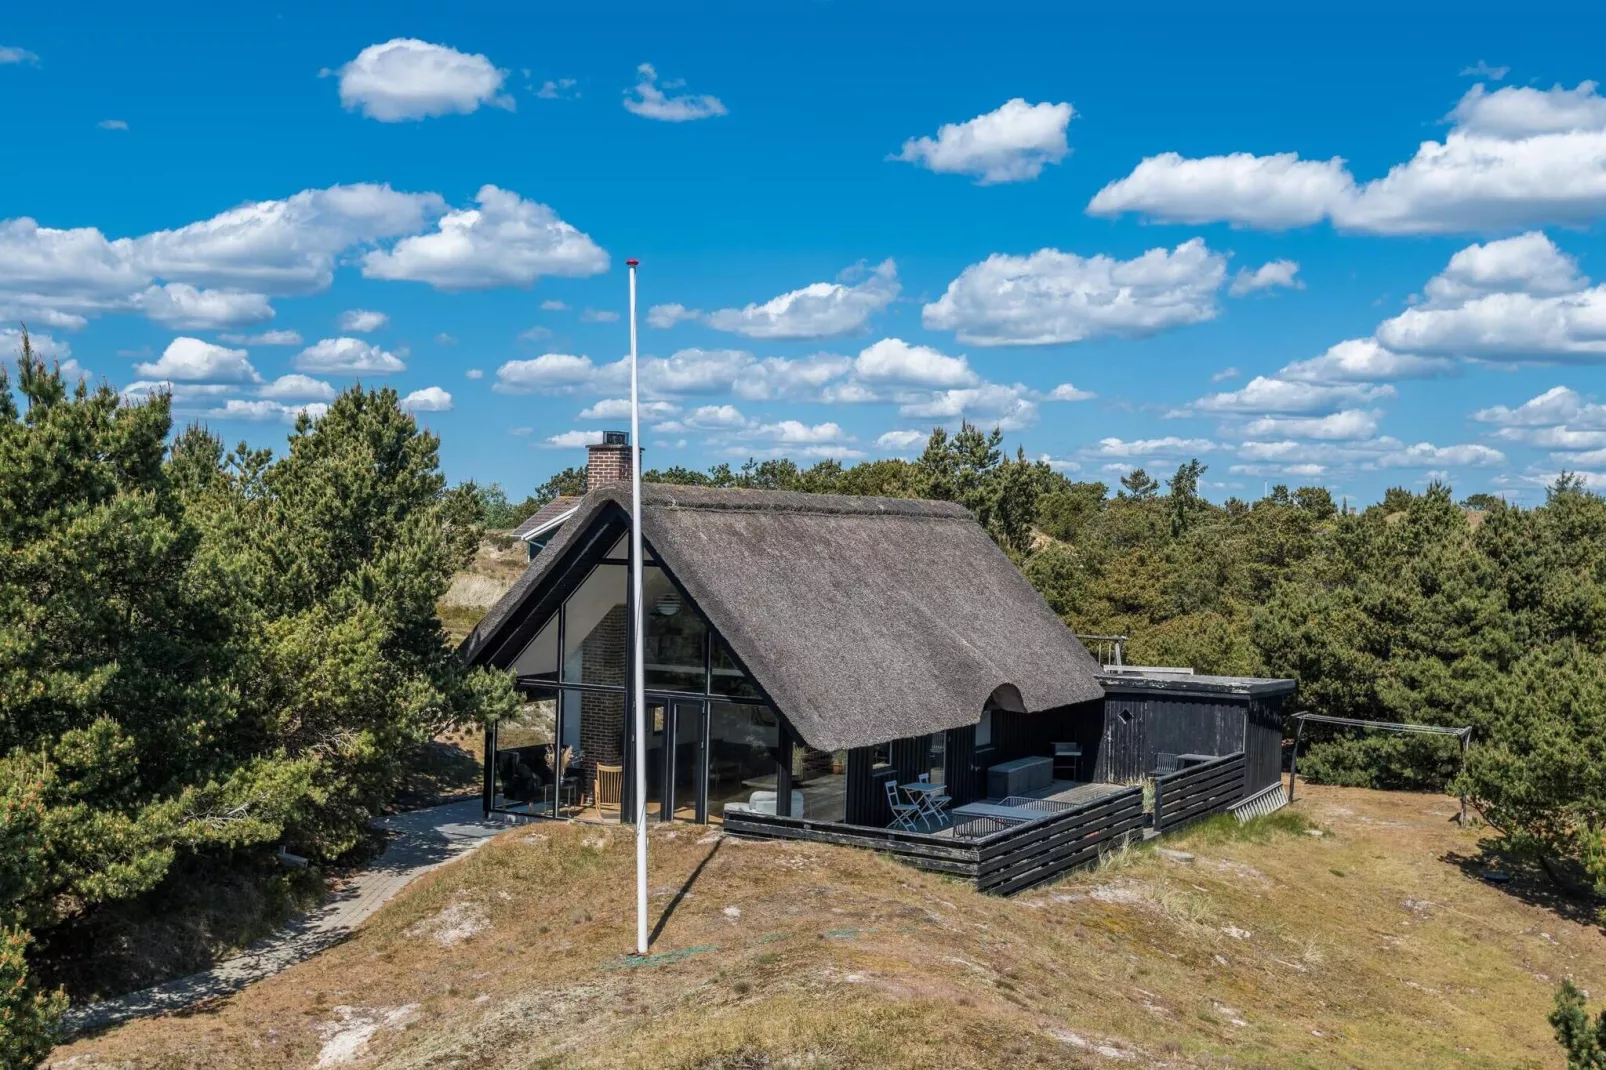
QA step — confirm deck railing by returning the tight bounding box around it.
[723,785,1144,896]
[1074,632,1127,667]
[1152,751,1246,833]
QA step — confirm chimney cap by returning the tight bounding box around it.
[600,430,630,446]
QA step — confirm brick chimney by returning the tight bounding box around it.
[586,430,636,488]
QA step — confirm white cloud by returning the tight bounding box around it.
[1474,385,1597,426]
[293,337,405,374]
[1280,338,1455,383]
[402,386,453,412]
[706,260,899,340]
[204,398,327,423]
[137,283,274,329]
[922,239,1226,346]
[97,119,128,131]
[120,381,232,405]
[897,383,1040,431]
[518,325,553,343]
[541,429,606,449]
[258,374,336,401]
[1228,259,1302,297]
[1370,233,1606,363]
[732,353,855,401]
[876,429,927,451]
[753,420,849,444]
[1449,81,1606,138]
[135,337,260,383]
[1420,231,1585,305]
[494,353,598,393]
[579,398,680,420]
[136,184,444,294]
[892,98,1073,184]
[1212,366,1241,382]
[1461,60,1509,81]
[0,184,446,331]
[333,39,512,121]
[1088,82,1606,234]
[1375,442,1506,468]
[682,404,751,430]
[338,308,389,332]
[622,63,726,122]
[221,328,302,346]
[0,46,39,65]
[1190,375,1395,414]
[1047,383,1095,401]
[852,337,977,388]
[540,299,568,312]
[1094,436,1217,458]
[464,368,483,380]
[1377,290,1606,363]
[362,184,607,289]
[647,302,701,329]
[1039,454,1082,473]
[1244,409,1381,440]
[1474,386,1606,450]
[537,78,578,100]
[436,333,458,345]
[580,307,619,323]
[1089,152,1352,229]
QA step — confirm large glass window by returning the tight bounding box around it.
[561,564,626,686]
[643,567,707,692]
[792,745,847,822]
[706,701,782,822]
[491,690,557,815]
[511,614,557,679]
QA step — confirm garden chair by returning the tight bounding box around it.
[883,779,921,832]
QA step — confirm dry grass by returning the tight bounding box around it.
[436,537,530,644]
[54,785,1606,1069]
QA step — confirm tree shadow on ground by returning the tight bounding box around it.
[1443,836,1603,932]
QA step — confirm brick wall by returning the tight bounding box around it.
[577,604,628,796]
[586,442,637,487]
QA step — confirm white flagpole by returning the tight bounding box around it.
[627,257,648,956]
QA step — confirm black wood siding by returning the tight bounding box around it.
[945,724,982,806]
[1097,688,1287,791]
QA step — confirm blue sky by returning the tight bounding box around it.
[5,2,1606,504]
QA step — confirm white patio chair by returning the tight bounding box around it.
[913,772,952,828]
[883,779,921,831]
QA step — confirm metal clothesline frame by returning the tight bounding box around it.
[1287,712,1475,823]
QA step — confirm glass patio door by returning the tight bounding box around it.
[642,699,706,822]
[668,700,707,822]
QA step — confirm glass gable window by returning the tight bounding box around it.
[561,563,627,686]
[643,567,707,692]
[510,614,558,680]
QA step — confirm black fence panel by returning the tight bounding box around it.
[1152,751,1246,833]
[724,784,1144,897]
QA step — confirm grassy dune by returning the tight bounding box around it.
[55,785,1604,1069]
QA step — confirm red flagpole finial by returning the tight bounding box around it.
[626,258,639,267]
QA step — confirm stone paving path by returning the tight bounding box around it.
[61,800,509,1037]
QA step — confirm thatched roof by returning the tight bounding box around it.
[463,483,1105,751]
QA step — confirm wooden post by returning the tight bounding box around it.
[1288,716,1305,804]
[1458,731,1469,826]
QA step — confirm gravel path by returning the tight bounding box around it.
[61,800,508,1037]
